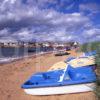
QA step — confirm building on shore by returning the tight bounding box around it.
[0,41,79,49]
[0,43,4,47]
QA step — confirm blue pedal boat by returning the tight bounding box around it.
[21,65,96,95]
[84,51,96,56]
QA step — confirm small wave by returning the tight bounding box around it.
[0,58,12,64]
[0,56,25,64]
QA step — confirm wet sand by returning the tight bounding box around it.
[0,53,97,100]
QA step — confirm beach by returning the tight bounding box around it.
[0,52,97,100]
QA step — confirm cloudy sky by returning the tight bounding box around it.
[0,0,100,43]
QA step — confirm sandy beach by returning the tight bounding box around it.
[0,52,97,100]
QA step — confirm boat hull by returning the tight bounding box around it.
[23,83,95,95]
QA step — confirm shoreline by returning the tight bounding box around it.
[0,51,53,64]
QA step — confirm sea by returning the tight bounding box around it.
[0,47,53,63]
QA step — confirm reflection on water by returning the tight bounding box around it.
[0,47,53,63]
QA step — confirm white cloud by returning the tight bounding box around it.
[79,3,100,14]
[13,28,34,41]
[81,28,100,43]
[0,37,17,42]
[65,3,75,10]
[0,28,9,36]
[3,0,16,4]
[84,28,100,36]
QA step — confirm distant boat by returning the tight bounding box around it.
[28,49,36,53]
[21,65,96,95]
[55,50,70,56]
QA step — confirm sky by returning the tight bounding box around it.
[0,0,100,43]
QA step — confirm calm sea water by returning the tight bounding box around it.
[0,47,53,58]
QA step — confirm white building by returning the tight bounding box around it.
[0,38,18,47]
